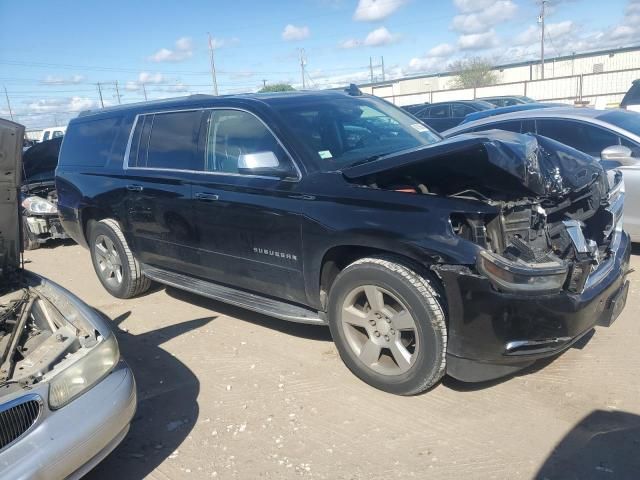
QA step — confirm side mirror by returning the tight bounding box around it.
[237,151,296,179]
[601,145,640,167]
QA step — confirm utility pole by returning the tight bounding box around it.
[381,56,386,82]
[115,80,121,104]
[369,57,374,83]
[539,0,547,79]
[208,32,219,96]
[299,49,306,89]
[96,83,104,108]
[3,86,13,121]
[142,83,148,101]
[262,79,267,89]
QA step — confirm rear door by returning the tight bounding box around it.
[124,109,207,275]
[451,103,476,129]
[185,108,307,304]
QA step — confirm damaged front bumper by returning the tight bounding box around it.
[438,229,631,383]
[24,214,69,243]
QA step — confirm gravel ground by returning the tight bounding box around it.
[24,242,640,480]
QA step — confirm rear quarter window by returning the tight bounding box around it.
[59,116,121,167]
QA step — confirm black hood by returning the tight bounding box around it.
[342,130,605,200]
[22,136,62,184]
[0,119,24,279]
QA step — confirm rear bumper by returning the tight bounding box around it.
[441,231,631,382]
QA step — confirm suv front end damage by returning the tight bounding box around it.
[343,130,631,381]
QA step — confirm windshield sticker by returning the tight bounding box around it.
[318,150,333,159]
[410,123,429,133]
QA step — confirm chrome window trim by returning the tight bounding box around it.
[123,107,302,181]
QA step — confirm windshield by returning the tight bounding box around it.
[599,110,640,137]
[273,95,441,170]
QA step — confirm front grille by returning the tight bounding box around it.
[0,395,43,451]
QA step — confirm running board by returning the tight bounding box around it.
[142,265,325,325]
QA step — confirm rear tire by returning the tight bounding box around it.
[89,219,151,298]
[327,256,447,395]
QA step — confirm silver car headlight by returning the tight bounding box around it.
[48,335,120,409]
[22,196,58,214]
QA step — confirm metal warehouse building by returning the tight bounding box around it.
[359,46,640,109]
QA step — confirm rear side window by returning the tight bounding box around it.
[128,110,206,171]
[428,105,449,118]
[451,104,475,117]
[537,119,621,156]
[42,131,50,141]
[59,117,121,166]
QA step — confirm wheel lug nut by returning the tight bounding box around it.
[369,319,376,326]
[384,335,390,342]
[390,329,395,334]
[386,318,391,323]
[374,312,381,319]
[374,331,380,337]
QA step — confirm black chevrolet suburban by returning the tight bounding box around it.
[56,90,630,395]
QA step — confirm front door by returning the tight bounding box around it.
[187,109,307,305]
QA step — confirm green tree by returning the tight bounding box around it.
[449,57,499,89]
[258,83,296,93]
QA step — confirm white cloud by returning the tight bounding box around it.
[453,0,500,13]
[427,43,456,57]
[340,27,399,48]
[451,0,517,34]
[282,24,310,41]
[407,43,456,73]
[42,74,86,85]
[458,30,499,50]
[353,0,408,22]
[149,37,193,62]
[515,20,575,46]
[27,96,99,114]
[138,72,165,84]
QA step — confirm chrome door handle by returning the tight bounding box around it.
[195,192,219,202]
[126,184,143,192]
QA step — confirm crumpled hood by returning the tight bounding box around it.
[342,130,605,200]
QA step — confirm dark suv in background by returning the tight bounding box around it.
[404,100,495,132]
[56,90,630,395]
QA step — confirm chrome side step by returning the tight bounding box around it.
[142,264,325,325]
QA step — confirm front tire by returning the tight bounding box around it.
[89,219,151,298]
[327,256,447,395]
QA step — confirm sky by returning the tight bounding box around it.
[0,0,638,129]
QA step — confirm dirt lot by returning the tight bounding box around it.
[25,243,640,480]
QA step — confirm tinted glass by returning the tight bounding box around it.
[622,84,640,105]
[204,110,288,174]
[273,95,440,170]
[537,119,620,156]
[451,104,475,117]
[59,116,121,166]
[42,131,50,141]
[429,105,449,118]
[473,120,521,133]
[52,130,64,138]
[145,110,205,170]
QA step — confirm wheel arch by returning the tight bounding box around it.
[316,244,442,311]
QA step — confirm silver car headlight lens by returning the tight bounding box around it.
[22,196,58,214]
[48,335,120,409]
[477,250,568,294]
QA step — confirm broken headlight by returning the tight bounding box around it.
[477,250,568,294]
[22,196,58,215]
[48,335,119,409]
